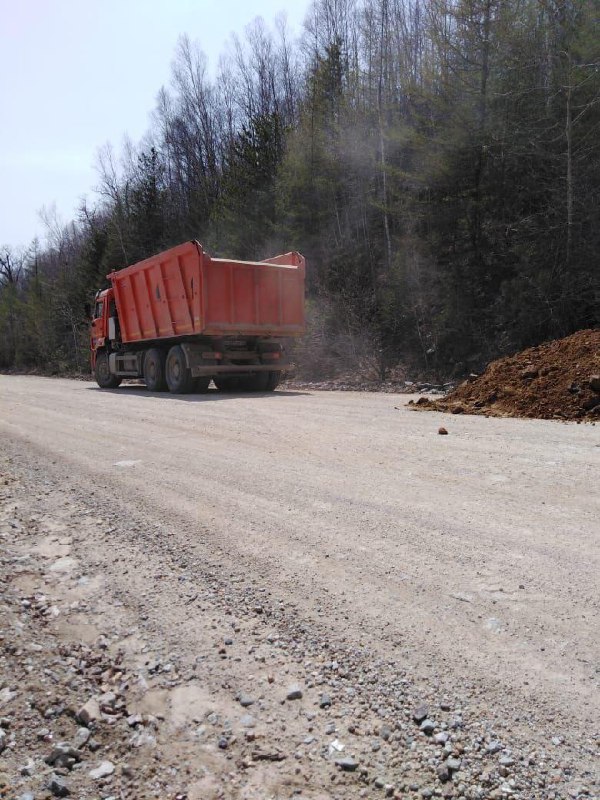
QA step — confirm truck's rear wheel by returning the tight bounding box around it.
[144,348,167,392]
[94,351,122,389]
[166,345,193,394]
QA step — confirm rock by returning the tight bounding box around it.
[240,714,255,728]
[129,731,156,748]
[19,794,35,800]
[582,395,600,410]
[319,692,332,708]
[434,732,449,745]
[218,736,229,749]
[590,375,600,393]
[89,760,115,780]
[499,755,514,767]
[20,758,35,776]
[0,689,16,709]
[437,764,451,783]
[336,757,358,772]
[238,693,255,708]
[45,743,81,769]
[252,748,286,761]
[380,724,391,741]
[0,730,5,753]
[328,738,345,755]
[438,427,449,435]
[413,705,429,724]
[98,691,116,709]
[48,775,70,797]
[286,684,303,701]
[521,368,538,379]
[77,698,100,727]
[420,719,435,735]
[446,757,462,772]
[486,741,503,754]
[73,727,90,749]
[43,705,62,720]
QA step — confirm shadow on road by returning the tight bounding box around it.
[87,384,310,401]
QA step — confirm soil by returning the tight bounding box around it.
[411,329,600,421]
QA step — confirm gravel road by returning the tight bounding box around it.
[0,375,598,799]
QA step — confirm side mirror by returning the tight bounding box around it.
[84,303,92,321]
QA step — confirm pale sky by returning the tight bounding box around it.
[0,0,308,249]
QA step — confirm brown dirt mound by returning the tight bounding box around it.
[411,329,600,421]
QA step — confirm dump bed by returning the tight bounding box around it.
[107,241,305,344]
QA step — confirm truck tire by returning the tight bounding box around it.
[94,351,122,389]
[166,345,193,394]
[265,371,282,391]
[144,348,167,392]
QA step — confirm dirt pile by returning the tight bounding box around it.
[412,329,600,421]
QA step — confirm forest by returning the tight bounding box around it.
[1,0,598,380]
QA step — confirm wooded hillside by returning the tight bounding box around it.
[1,0,598,379]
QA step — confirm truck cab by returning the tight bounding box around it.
[90,288,123,388]
[89,289,112,369]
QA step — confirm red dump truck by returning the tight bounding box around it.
[90,241,305,393]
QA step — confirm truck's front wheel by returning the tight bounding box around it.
[94,351,122,389]
[166,345,193,394]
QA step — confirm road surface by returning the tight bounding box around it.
[1,375,598,798]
